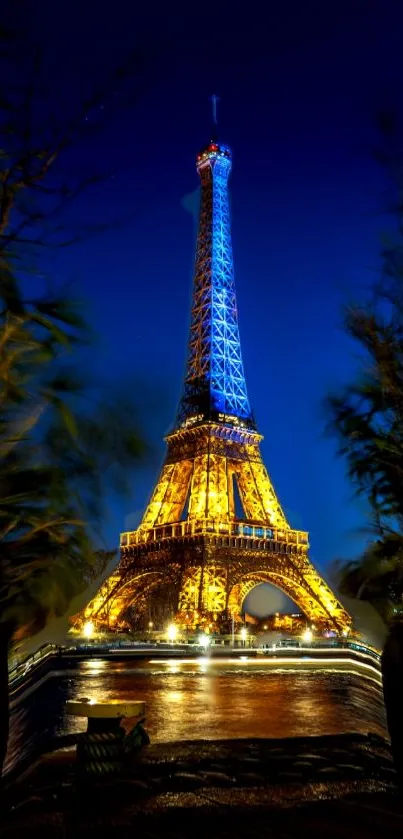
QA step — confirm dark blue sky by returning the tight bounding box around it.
[23,1,403,587]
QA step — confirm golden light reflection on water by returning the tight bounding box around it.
[6,657,388,774]
[166,662,180,675]
[80,659,108,677]
[166,691,185,703]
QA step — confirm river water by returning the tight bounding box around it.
[6,657,388,774]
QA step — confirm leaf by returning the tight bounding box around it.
[58,401,78,440]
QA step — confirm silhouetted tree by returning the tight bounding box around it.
[0,27,149,773]
[326,112,403,620]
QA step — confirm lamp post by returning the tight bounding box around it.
[302,627,313,644]
[83,621,95,641]
[198,633,210,650]
[240,626,247,648]
[167,624,178,645]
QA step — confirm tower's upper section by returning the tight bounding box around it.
[175,137,255,432]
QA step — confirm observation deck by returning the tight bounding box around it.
[120,520,309,550]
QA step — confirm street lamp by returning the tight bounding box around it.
[148,621,154,631]
[198,633,210,649]
[83,620,94,640]
[167,624,178,644]
[240,626,247,647]
[302,628,313,643]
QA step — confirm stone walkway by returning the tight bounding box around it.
[1,734,402,838]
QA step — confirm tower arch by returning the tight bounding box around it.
[227,572,341,627]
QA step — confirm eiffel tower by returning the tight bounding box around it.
[81,114,351,635]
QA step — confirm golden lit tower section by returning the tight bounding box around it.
[78,110,352,635]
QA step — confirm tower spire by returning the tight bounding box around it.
[210,94,220,143]
[176,128,254,430]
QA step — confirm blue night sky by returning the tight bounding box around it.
[23,1,403,607]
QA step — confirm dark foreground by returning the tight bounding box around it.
[1,733,402,838]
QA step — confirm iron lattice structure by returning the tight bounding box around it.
[80,138,351,634]
[177,142,253,427]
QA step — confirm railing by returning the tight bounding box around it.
[8,642,58,684]
[120,520,309,548]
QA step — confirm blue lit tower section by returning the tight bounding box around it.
[176,140,255,430]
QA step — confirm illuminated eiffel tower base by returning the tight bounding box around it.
[80,129,351,635]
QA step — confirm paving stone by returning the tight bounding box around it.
[236,773,266,786]
[337,764,364,773]
[170,772,204,790]
[267,756,288,763]
[127,779,149,792]
[147,776,168,789]
[293,761,314,769]
[242,757,263,766]
[379,766,397,777]
[200,771,235,786]
[209,762,229,771]
[277,771,304,780]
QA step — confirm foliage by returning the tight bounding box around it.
[0,29,147,641]
[0,24,151,775]
[0,306,146,642]
[326,113,403,619]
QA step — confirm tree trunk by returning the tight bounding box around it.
[0,623,11,777]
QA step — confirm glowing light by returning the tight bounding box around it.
[263,625,268,630]
[198,633,210,648]
[148,621,154,629]
[302,628,313,643]
[240,627,248,641]
[167,624,178,643]
[83,621,94,639]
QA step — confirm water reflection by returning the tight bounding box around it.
[6,658,388,774]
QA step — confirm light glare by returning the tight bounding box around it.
[167,623,178,642]
[83,621,94,639]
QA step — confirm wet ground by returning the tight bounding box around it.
[1,734,401,838]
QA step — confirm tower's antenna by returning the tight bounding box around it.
[211,94,220,126]
[210,94,220,142]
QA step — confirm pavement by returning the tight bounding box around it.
[1,733,402,838]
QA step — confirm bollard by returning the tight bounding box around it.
[66,698,148,782]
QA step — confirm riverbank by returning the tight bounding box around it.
[1,733,401,838]
[8,640,381,710]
